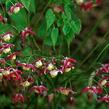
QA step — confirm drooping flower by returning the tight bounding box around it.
[82,86,103,94]
[16,61,36,71]
[20,77,34,88]
[12,93,24,103]
[49,69,61,78]
[1,43,14,54]
[30,85,48,94]
[98,95,109,103]
[8,72,22,81]
[98,76,109,87]
[6,52,20,60]
[2,67,11,77]
[20,27,35,45]
[9,2,23,14]
[2,67,23,81]
[80,0,102,11]
[1,32,13,42]
[61,57,77,73]
[96,64,109,75]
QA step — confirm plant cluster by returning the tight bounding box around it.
[0,0,107,109]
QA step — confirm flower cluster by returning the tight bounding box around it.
[0,56,76,103]
[0,19,76,103]
[82,64,109,103]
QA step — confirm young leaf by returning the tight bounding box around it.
[51,27,59,47]
[45,9,56,30]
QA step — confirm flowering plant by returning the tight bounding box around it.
[0,0,108,109]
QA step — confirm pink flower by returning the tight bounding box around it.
[82,86,103,94]
[8,72,22,81]
[99,76,109,86]
[96,64,109,75]
[2,67,23,81]
[20,77,34,87]
[80,1,93,11]
[1,43,14,54]
[9,3,23,14]
[12,93,24,103]
[6,52,20,60]
[49,69,60,78]
[30,85,48,94]
[1,32,13,41]
[80,0,102,11]
[21,27,35,44]
[2,67,11,78]
[61,57,77,73]
[16,61,36,71]
[98,95,109,103]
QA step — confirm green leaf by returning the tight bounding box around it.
[0,24,12,34]
[64,5,72,20]
[5,0,16,10]
[29,0,36,13]
[45,9,56,30]
[66,30,75,45]
[21,47,32,57]
[38,21,46,38]
[20,0,31,11]
[10,9,27,31]
[51,27,59,47]
[70,19,81,34]
[62,23,70,35]
[57,18,63,27]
